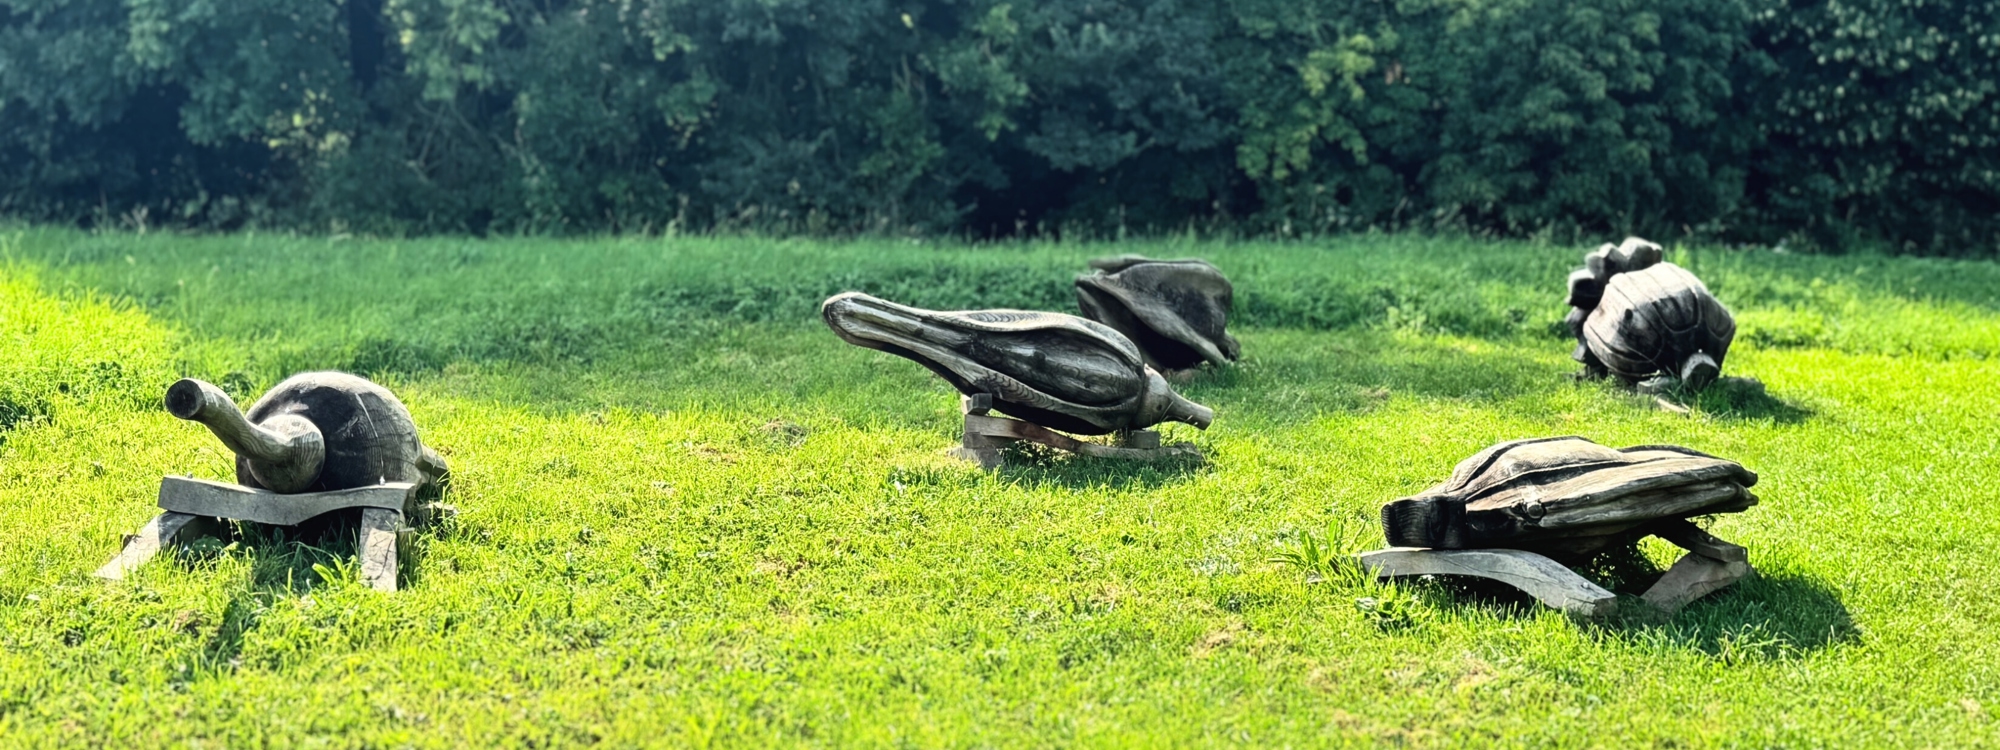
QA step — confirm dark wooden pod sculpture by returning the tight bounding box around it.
[1075,256,1240,371]
[1363,437,1760,617]
[99,372,448,591]
[1566,237,1736,392]
[823,292,1211,467]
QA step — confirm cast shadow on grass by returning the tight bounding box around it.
[1176,332,1574,427]
[990,442,1207,491]
[1411,552,1855,658]
[1686,377,1816,424]
[1584,374,1815,425]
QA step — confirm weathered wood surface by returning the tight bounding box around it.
[1564,237,1735,392]
[963,414,1194,462]
[949,393,1197,467]
[94,512,205,580]
[1380,437,1758,558]
[822,292,1212,434]
[1360,547,1618,617]
[168,372,448,493]
[1074,256,1240,371]
[1641,551,1752,614]
[1654,518,1748,563]
[156,477,416,526]
[358,508,404,592]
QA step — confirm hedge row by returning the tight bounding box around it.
[1,0,1995,254]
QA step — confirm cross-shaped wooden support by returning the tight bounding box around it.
[1357,519,1752,618]
[96,477,421,592]
[946,394,1200,470]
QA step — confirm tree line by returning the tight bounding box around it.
[1,0,1995,255]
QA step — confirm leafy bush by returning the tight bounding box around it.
[0,0,1995,254]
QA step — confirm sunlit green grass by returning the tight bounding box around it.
[1,227,1997,747]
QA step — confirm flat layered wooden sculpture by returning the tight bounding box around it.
[1362,436,1758,616]
[1566,237,1736,392]
[822,292,1211,468]
[98,373,449,591]
[1075,256,1240,371]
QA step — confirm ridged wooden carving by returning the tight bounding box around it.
[822,292,1213,435]
[1074,256,1240,371]
[166,372,447,493]
[1565,237,1736,391]
[1380,436,1758,560]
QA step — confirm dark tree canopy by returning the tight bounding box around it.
[1,0,1995,255]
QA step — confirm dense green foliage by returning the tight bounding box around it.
[1,0,1997,254]
[2,230,1998,745]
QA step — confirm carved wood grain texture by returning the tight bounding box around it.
[1641,552,1752,613]
[358,508,403,592]
[823,293,1213,434]
[1580,263,1735,384]
[1381,437,1758,555]
[1074,256,1240,371]
[156,477,416,526]
[1360,547,1618,617]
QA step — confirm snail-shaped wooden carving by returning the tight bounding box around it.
[822,292,1213,435]
[166,372,447,493]
[100,372,448,591]
[1565,237,1736,392]
[1364,436,1761,616]
[1075,256,1241,371]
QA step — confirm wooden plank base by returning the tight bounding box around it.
[1359,547,1618,617]
[158,477,414,526]
[1360,525,1753,618]
[358,508,404,592]
[94,512,206,581]
[100,478,421,591]
[951,395,1201,469]
[1641,551,1751,614]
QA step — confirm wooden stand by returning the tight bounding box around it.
[947,394,1200,470]
[1359,519,1752,617]
[96,477,421,592]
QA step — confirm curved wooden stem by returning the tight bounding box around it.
[166,378,326,493]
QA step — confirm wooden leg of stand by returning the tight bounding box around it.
[1641,521,1753,614]
[359,508,403,592]
[96,512,208,581]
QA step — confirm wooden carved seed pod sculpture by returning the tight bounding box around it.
[822,292,1213,435]
[166,371,447,494]
[1074,256,1241,371]
[1380,436,1758,562]
[1566,237,1736,392]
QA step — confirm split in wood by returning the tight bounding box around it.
[96,477,423,592]
[1360,519,1752,618]
[948,393,1200,470]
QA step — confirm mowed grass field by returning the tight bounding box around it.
[1,227,1997,747]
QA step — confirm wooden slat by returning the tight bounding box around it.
[1359,547,1617,617]
[963,414,1194,464]
[157,477,415,526]
[1641,551,1752,614]
[95,512,205,580]
[358,508,402,592]
[1653,519,1749,562]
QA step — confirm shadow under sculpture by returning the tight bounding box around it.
[1566,237,1736,393]
[1361,437,1759,617]
[822,292,1213,469]
[1075,256,1240,372]
[97,372,449,591]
